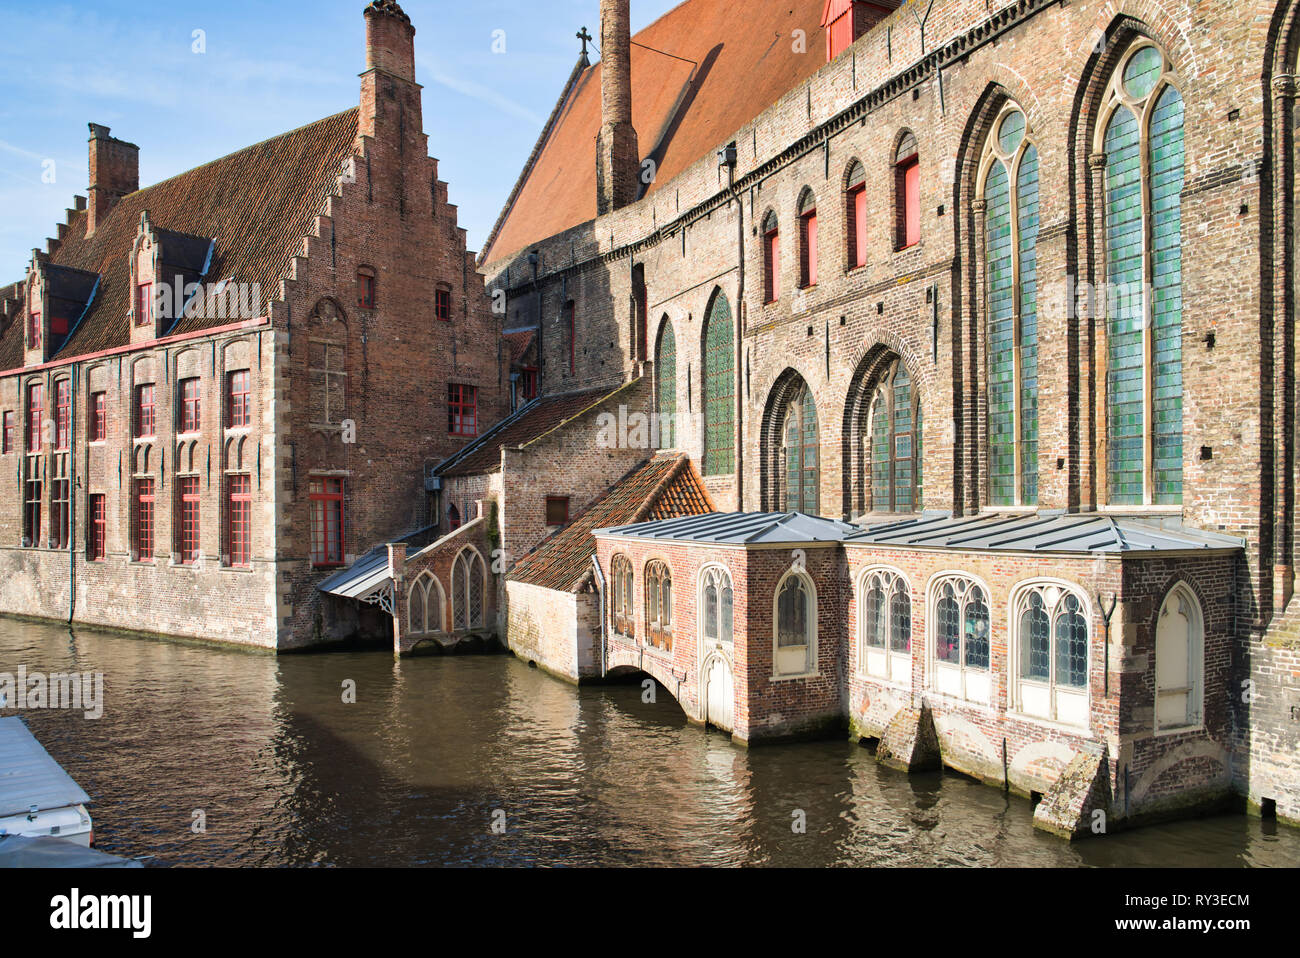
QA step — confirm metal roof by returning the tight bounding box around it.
[317,524,442,601]
[0,717,91,819]
[842,512,1245,554]
[595,511,858,545]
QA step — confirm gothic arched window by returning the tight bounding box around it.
[645,560,673,652]
[611,554,634,638]
[700,566,734,646]
[860,568,911,684]
[703,291,735,476]
[452,548,485,630]
[869,360,922,513]
[1155,583,1204,731]
[774,571,816,676]
[981,105,1039,506]
[1100,42,1184,506]
[655,318,676,449]
[930,574,991,703]
[783,384,819,514]
[1013,582,1090,726]
[798,188,818,288]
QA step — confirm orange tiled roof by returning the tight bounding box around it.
[482,0,832,265]
[0,109,359,371]
[502,327,536,366]
[508,452,714,592]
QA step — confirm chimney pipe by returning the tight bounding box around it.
[596,0,639,216]
[86,124,139,238]
[363,0,416,82]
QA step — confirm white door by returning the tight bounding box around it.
[704,656,734,733]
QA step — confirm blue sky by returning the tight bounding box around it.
[0,0,682,281]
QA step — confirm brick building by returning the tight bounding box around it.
[0,1,505,649]
[471,0,1300,834]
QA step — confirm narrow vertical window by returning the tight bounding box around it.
[520,367,539,401]
[982,106,1040,506]
[226,474,251,567]
[700,567,734,646]
[135,384,155,438]
[775,572,815,676]
[23,458,41,547]
[859,569,911,683]
[90,392,106,442]
[798,190,818,288]
[179,377,201,433]
[27,382,43,452]
[762,212,780,303]
[632,263,648,361]
[28,309,41,349]
[88,494,106,560]
[563,300,576,375]
[309,342,347,425]
[227,371,251,428]
[177,475,200,563]
[782,383,819,514]
[54,379,70,450]
[2,410,13,454]
[309,477,345,567]
[868,360,922,513]
[1013,582,1090,725]
[655,319,676,449]
[1102,44,1184,506]
[612,555,634,638]
[447,502,461,531]
[356,268,376,309]
[435,286,451,321]
[51,473,69,549]
[135,282,153,327]
[134,477,155,561]
[931,575,991,703]
[452,550,486,630]
[846,161,867,269]
[448,383,478,437]
[703,291,735,475]
[1155,584,1204,731]
[895,133,920,250]
[645,560,673,652]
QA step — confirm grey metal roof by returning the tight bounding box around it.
[842,512,1244,554]
[0,717,91,818]
[317,524,441,600]
[595,511,858,545]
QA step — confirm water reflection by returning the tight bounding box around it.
[1,618,1297,867]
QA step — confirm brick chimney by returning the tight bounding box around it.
[363,0,415,81]
[86,123,138,238]
[596,0,639,216]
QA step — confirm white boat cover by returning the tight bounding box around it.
[0,717,91,818]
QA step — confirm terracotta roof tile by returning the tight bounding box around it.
[483,0,834,264]
[0,109,358,368]
[508,453,714,591]
[502,327,536,365]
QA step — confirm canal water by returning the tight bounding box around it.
[2,617,1297,867]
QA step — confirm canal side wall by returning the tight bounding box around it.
[1234,612,1300,827]
[505,579,598,682]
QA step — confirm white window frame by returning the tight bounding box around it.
[1154,582,1204,734]
[857,565,912,686]
[698,564,734,657]
[927,572,993,705]
[1008,579,1092,728]
[772,569,818,679]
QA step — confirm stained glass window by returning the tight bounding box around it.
[703,292,734,475]
[656,319,676,449]
[1015,584,1091,698]
[868,360,922,513]
[932,576,990,671]
[783,384,819,514]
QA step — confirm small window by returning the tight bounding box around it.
[435,286,452,322]
[798,191,818,288]
[26,382,43,453]
[762,211,780,303]
[28,309,41,349]
[895,133,920,250]
[22,458,41,546]
[448,383,478,437]
[545,496,569,526]
[88,494,106,560]
[135,283,153,327]
[51,478,70,549]
[612,554,634,638]
[225,474,252,567]
[1155,584,1204,731]
[135,384,155,438]
[309,477,345,567]
[90,393,106,442]
[846,161,867,269]
[134,477,155,561]
[452,549,486,630]
[54,380,70,450]
[775,572,815,676]
[357,268,376,310]
[309,342,347,425]
[1,410,13,454]
[1013,582,1090,726]
[860,568,911,684]
[447,502,461,531]
[520,367,539,401]
[177,475,200,563]
[645,560,673,652]
[701,567,734,646]
[563,300,576,374]
[178,377,201,434]
[931,575,992,704]
[227,371,251,428]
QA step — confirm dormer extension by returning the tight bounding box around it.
[23,254,99,365]
[129,210,215,345]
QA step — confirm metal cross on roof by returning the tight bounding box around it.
[577,27,592,58]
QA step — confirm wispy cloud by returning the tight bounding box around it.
[418,56,545,127]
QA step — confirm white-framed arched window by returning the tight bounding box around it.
[773,570,817,677]
[699,565,734,650]
[859,567,911,685]
[1011,580,1090,726]
[1097,40,1184,506]
[407,571,445,635]
[929,573,991,704]
[452,547,486,630]
[979,102,1039,507]
[1155,583,1204,732]
[611,553,634,639]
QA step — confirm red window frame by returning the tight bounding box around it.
[225,474,251,567]
[545,496,570,526]
[177,476,200,564]
[309,477,345,567]
[179,377,201,433]
[135,283,152,327]
[827,10,854,61]
[227,370,251,428]
[435,287,451,321]
[88,494,106,560]
[28,310,41,349]
[520,367,539,401]
[448,383,478,437]
[849,183,868,269]
[357,271,376,310]
[764,226,780,303]
[2,410,13,454]
[135,384,155,438]
[447,502,461,531]
[27,382,43,452]
[54,379,70,450]
[51,478,70,549]
[90,392,106,442]
[800,208,818,288]
[23,464,41,547]
[897,154,920,250]
[134,477,155,561]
